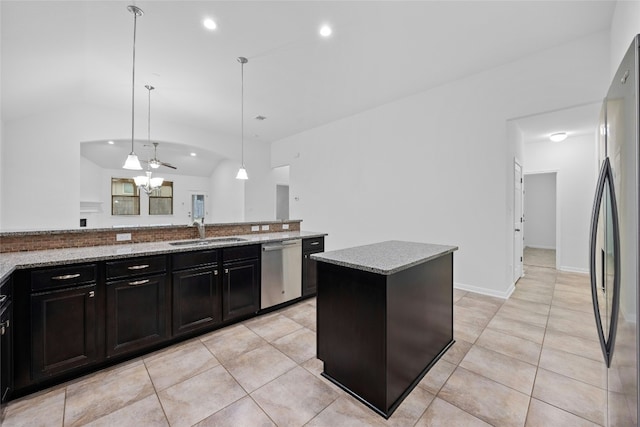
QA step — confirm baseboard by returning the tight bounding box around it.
[454,282,514,300]
[524,245,556,250]
[559,266,589,274]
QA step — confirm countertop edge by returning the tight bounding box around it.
[311,242,458,276]
[0,231,327,282]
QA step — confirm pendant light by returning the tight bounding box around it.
[123,5,144,170]
[236,57,249,180]
[134,84,164,194]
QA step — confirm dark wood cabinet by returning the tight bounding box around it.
[172,250,221,336]
[106,256,169,358]
[106,274,168,358]
[31,283,97,380]
[1,275,13,409]
[302,237,324,296]
[222,245,260,321]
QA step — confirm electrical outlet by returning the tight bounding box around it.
[282,223,289,230]
[251,225,260,232]
[116,233,132,241]
[262,225,270,231]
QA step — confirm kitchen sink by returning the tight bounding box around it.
[169,237,247,246]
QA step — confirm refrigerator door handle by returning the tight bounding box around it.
[589,157,621,368]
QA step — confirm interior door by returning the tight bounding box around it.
[514,160,524,281]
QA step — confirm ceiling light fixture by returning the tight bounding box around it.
[123,5,144,170]
[549,132,568,142]
[319,24,332,37]
[236,56,249,180]
[203,18,217,30]
[108,140,115,145]
[134,84,164,194]
[190,152,197,157]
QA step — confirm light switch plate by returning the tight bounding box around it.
[282,224,289,230]
[116,233,132,241]
[261,225,270,231]
[251,225,260,232]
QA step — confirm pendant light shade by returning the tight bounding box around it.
[236,56,249,180]
[236,167,248,180]
[122,5,144,170]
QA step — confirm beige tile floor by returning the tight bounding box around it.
[523,247,556,269]
[3,256,605,426]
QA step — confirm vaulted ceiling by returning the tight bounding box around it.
[2,1,615,160]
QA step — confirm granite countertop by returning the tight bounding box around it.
[0,231,327,282]
[311,240,457,275]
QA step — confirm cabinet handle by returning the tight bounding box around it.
[128,279,150,286]
[88,291,95,298]
[0,295,7,304]
[310,242,320,246]
[127,264,150,270]
[0,320,9,336]
[51,273,81,280]
[214,270,219,276]
[224,269,229,274]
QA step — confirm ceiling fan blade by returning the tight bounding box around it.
[160,161,177,170]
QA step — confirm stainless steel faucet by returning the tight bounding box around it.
[193,219,205,239]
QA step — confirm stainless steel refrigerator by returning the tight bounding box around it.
[590,35,639,426]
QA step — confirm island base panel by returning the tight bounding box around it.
[317,253,454,418]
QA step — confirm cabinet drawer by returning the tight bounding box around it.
[172,250,218,271]
[223,245,260,262]
[31,264,97,292]
[303,237,324,252]
[106,255,166,280]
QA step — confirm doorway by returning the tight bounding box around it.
[276,184,289,220]
[523,172,557,268]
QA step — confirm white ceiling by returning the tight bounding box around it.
[513,102,602,144]
[1,1,615,172]
[81,139,224,176]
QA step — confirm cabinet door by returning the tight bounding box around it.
[302,251,319,296]
[222,259,259,321]
[106,274,168,358]
[31,284,97,380]
[1,302,12,404]
[173,267,221,336]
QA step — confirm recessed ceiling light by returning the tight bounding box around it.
[190,152,197,157]
[319,24,332,37]
[203,18,217,30]
[549,132,567,142]
[108,140,115,145]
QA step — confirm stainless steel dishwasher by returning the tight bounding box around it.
[261,239,302,309]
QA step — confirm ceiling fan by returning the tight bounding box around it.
[143,142,177,170]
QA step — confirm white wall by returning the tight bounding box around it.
[523,173,557,250]
[610,1,640,78]
[524,135,596,273]
[210,159,245,223]
[1,103,272,230]
[272,31,609,297]
[79,158,213,228]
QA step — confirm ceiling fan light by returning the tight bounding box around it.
[123,153,143,170]
[150,177,164,187]
[134,174,148,186]
[236,167,248,180]
[149,160,160,169]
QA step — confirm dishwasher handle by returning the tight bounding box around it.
[262,240,301,252]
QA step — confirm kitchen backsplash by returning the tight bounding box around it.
[0,221,301,253]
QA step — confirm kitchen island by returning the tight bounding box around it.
[313,240,457,418]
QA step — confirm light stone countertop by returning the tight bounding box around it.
[311,240,457,275]
[0,231,327,282]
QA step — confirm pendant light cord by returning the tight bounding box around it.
[131,10,138,154]
[240,62,245,167]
